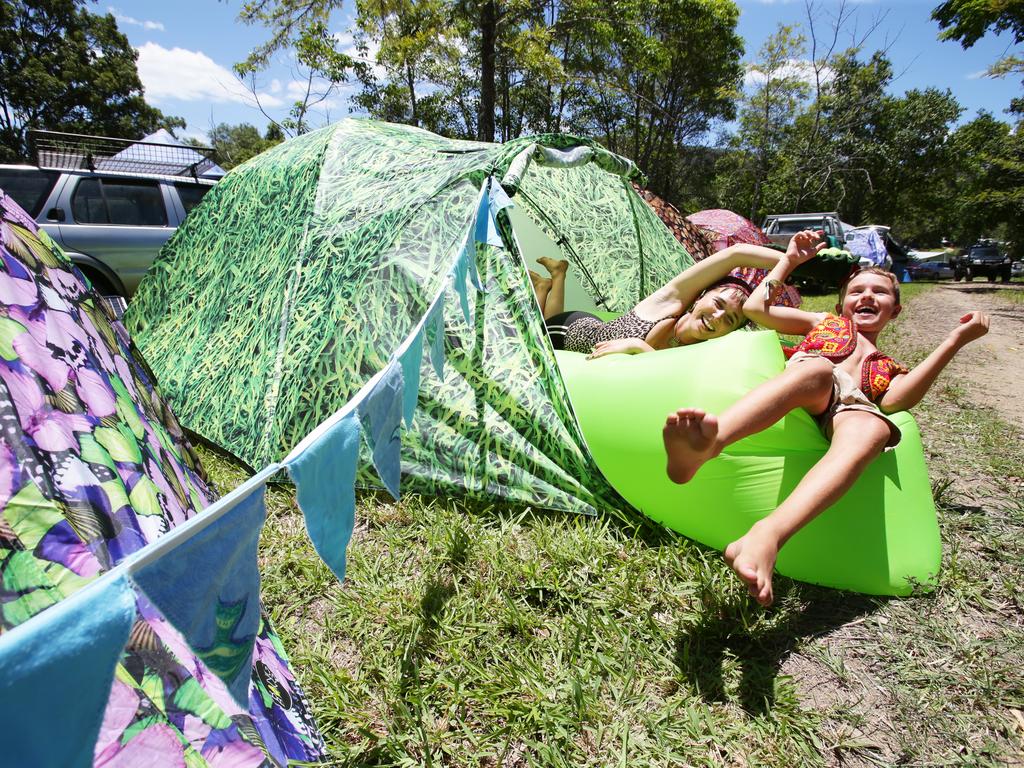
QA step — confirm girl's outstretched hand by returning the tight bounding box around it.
[586,338,653,359]
[949,311,990,347]
[786,229,826,266]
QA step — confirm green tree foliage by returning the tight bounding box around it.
[202,123,285,169]
[240,0,743,186]
[933,0,1024,114]
[948,112,1024,254]
[714,25,811,220]
[561,0,743,198]
[236,5,352,135]
[355,0,743,193]
[715,26,968,244]
[0,0,183,162]
[931,0,1023,251]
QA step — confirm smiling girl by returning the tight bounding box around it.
[530,232,821,358]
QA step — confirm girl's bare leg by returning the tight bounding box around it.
[529,270,552,316]
[537,257,568,319]
[724,410,891,605]
[663,358,836,483]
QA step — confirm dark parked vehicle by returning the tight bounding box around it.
[952,240,1012,282]
[0,130,221,311]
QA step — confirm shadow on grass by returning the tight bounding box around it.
[674,586,880,716]
[399,524,471,695]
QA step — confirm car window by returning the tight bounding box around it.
[775,220,820,235]
[72,178,167,226]
[71,178,107,222]
[0,168,59,217]
[175,183,212,216]
[969,246,999,259]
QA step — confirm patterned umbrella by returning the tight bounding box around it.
[686,209,800,307]
[686,208,771,251]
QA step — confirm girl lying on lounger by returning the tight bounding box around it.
[530,235,814,357]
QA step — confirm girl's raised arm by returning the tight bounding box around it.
[646,242,790,312]
[743,230,826,335]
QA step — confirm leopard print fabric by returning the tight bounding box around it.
[564,309,679,354]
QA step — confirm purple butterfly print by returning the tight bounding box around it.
[0,364,93,452]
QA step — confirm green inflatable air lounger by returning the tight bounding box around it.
[556,330,940,596]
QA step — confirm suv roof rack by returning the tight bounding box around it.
[28,130,217,180]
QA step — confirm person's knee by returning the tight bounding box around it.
[791,359,834,396]
[850,417,891,461]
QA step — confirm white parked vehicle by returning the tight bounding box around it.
[762,212,847,249]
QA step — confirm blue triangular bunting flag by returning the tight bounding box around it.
[0,573,135,768]
[286,413,360,582]
[452,252,472,325]
[399,330,424,426]
[474,179,504,247]
[131,483,267,707]
[464,240,483,291]
[489,178,514,216]
[426,302,445,380]
[356,363,404,500]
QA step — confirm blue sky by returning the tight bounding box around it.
[112,0,1021,143]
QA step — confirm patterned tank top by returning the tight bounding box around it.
[785,314,908,402]
[564,309,680,354]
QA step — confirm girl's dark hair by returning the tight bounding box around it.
[706,275,754,297]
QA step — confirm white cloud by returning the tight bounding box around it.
[286,80,311,100]
[175,128,211,145]
[135,42,284,108]
[744,59,834,88]
[108,6,164,31]
[967,70,989,80]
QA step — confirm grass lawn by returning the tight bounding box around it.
[200,280,1023,766]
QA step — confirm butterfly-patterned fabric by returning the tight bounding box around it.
[0,189,325,766]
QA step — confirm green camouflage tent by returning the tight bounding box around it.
[126,119,695,516]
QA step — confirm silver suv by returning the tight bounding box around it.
[0,130,220,308]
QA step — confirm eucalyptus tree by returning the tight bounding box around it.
[0,0,181,161]
[556,0,743,199]
[715,24,810,222]
[933,0,1023,114]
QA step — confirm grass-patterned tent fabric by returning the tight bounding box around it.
[127,119,694,516]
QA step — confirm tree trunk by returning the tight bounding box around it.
[479,0,497,142]
[406,62,418,126]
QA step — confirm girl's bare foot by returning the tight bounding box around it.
[529,270,551,292]
[662,408,719,483]
[537,257,568,276]
[724,523,780,606]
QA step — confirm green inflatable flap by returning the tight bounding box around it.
[556,330,941,596]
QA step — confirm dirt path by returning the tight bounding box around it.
[897,282,1024,432]
[781,282,1024,767]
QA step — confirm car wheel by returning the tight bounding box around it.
[78,268,128,320]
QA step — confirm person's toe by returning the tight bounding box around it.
[699,414,719,438]
[723,541,739,565]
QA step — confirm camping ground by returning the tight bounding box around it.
[202,281,1024,767]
